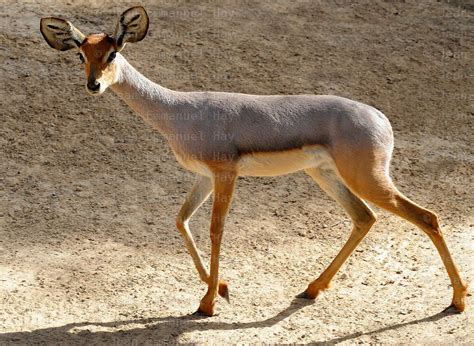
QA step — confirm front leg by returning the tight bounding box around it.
[176,175,212,283]
[197,170,237,316]
[176,175,230,300]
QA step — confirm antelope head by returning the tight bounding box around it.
[40,6,149,95]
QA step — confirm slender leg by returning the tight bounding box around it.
[333,155,468,312]
[197,171,237,316]
[176,175,230,300]
[299,167,376,298]
[365,191,468,312]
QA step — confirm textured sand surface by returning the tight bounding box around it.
[1,0,473,344]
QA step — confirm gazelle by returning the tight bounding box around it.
[40,6,467,316]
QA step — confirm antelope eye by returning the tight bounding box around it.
[77,53,85,64]
[107,51,116,63]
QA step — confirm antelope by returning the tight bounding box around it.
[40,6,467,317]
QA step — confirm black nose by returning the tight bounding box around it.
[87,80,100,92]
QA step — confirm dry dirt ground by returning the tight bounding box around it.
[1,0,473,344]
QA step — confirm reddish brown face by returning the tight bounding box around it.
[79,33,118,94]
[41,6,149,95]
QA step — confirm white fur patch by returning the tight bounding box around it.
[237,145,334,177]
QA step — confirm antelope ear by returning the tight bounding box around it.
[113,6,149,51]
[40,17,85,51]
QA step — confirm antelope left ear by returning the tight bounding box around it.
[40,17,85,51]
[113,6,149,51]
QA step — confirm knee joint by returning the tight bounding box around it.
[422,211,443,237]
[351,211,376,240]
[176,215,186,231]
[355,210,377,230]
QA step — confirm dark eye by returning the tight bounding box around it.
[77,53,85,64]
[107,51,116,63]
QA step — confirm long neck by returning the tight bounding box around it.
[110,53,178,134]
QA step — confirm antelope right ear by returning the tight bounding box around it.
[113,6,149,51]
[40,17,85,51]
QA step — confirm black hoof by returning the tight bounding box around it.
[191,308,218,317]
[191,309,208,317]
[295,290,312,299]
[442,304,462,314]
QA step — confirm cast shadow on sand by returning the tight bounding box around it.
[0,298,458,344]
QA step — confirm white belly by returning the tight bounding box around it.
[237,145,333,177]
[175,154,214,177]
[174,145,334,177]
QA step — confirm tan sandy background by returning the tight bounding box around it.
[1,0,473,344]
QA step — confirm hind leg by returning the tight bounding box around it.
[336,161,468,312]
[299,167,377,299]
[370,190,467,311]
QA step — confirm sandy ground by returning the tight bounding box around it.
[1,0,473,344]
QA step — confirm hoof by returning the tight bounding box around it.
[297,283,328,300]
[192,309,215,317]
[446,282,468,313]
[296,290,314,300]
[442,304,463,314]
[196,296,216,317]
[446,295,467,313]
[194,305,216,317]
[218,280,230,303]
[296,289,322,300]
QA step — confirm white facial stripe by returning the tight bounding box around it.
[78,49,87,63]
[102,47,115,64]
